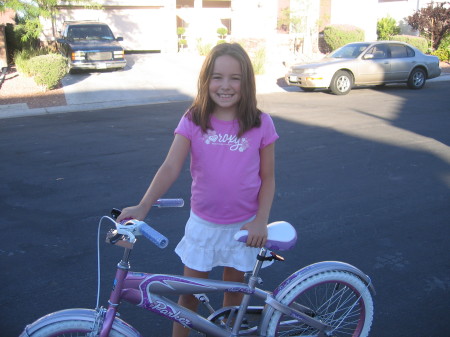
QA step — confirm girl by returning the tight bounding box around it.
[117,43,278,337]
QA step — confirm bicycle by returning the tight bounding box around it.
[20,199,375,337]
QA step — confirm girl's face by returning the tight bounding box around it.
[209,54,242,118]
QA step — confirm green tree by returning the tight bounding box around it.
[0,0,99,43]
[406,1,450,50]
[377,16,400,40]
[277,7,303,34]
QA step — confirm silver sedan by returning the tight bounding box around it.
[285,41,441,95]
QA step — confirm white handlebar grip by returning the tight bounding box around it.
[154,198,184,208]
[138,222,169,248]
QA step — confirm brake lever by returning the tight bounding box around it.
[111,208,122,220]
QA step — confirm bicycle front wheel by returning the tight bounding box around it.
[266,271,374,337]
[23,320,125,337]
[20,308,141,337]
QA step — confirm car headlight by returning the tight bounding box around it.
[113,50,124,59]
[71,51,86,61]
[303,68,319,75]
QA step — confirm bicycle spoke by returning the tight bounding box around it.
[269,273,372,337]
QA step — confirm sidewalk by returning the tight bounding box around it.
[0,53,289,119]
[1,53,449,120]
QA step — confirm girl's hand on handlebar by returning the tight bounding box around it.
[116,204,149,223]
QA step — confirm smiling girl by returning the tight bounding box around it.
[117,43,279,337]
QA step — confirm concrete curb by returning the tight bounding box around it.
[0,94,194,119]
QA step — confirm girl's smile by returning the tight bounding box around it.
[209,54,242,119]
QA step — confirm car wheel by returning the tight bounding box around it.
[330,70,353,95]
[407,68,426,89]
[301,87,315,92]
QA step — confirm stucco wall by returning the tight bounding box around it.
[0,25,6,68]
[42,0,177,52]
[331,0,378,41]
[53,7,175,51]
[377,0,449,35]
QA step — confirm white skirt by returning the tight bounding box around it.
[175,211,273,272]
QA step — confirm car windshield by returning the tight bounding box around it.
[328,43,371,59]
[67,25,115,41]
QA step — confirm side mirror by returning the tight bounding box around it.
[364,53,374,60]
[116,37,123,41]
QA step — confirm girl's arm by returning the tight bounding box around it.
[241,142,276,247]
[117,134,190,222]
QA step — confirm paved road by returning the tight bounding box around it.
[1,82,449,336]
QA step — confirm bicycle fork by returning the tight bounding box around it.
[98,248,132,337]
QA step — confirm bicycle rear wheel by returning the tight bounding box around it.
[266,271,373,337]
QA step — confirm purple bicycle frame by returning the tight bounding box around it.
[100,267,269,337]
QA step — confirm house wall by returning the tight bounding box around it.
[330,0,378,41]
[377,0,449,35]
[42,0,177,52]
[0,9,15,67]
[0,25,6,68]
[55,6,174,51]
[38,0,441,54]
[231,0,278,39]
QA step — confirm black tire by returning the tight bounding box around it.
[407,68,426,89]
[330,70,353,95]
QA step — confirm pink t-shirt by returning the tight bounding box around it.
[175,112,279,224]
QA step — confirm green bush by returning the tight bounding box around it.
[177,27,186,36]
[5,23,41,63]
[323,25,365,51]
[178,39,187,52]
[377,17,400,40]
[438,32,450,50]
[14,48,49,76]
[434,32,450,62]
[432,48,449,62]
[27,54,68,90]
[217,39,227,45]
[217,27,228,38]
[390,35,428,53]
[251,47,266,75]
[196,38,212,56]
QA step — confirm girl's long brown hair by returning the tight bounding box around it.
[186,43,261,137]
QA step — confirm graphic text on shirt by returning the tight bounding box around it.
[203,130,249,152]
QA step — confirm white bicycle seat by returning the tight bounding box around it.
[233,221,297,251]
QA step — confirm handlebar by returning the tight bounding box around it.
[138,221,168,248]
[109,198,183,249]
[153,198,184,208]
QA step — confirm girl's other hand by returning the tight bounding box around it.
[116,204,149,223]
[240,220,268,248]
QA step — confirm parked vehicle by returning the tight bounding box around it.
[57,21,126,73]
[285,41,442,95]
